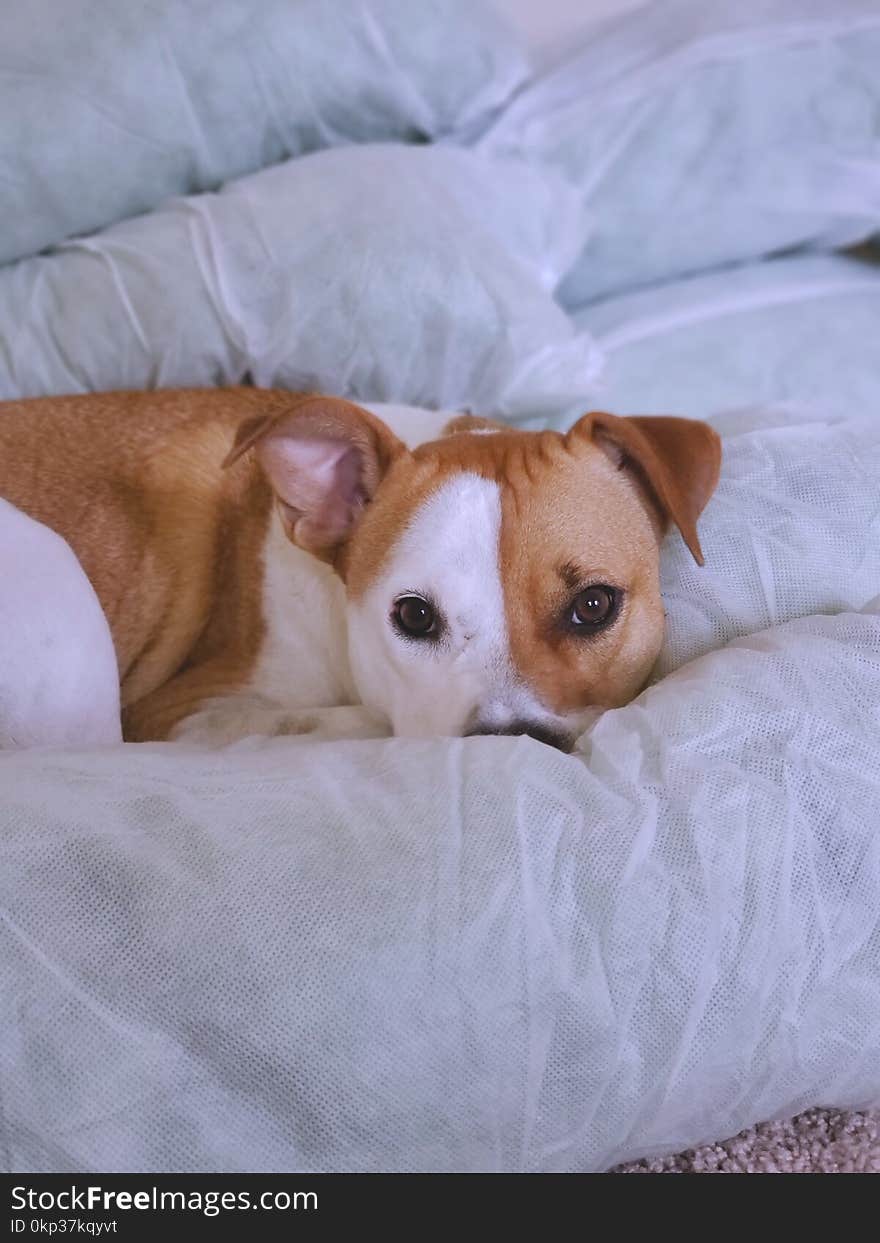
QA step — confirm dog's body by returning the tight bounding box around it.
[0,388,721,750]
[0,389,445,745]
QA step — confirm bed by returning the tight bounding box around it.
[1,0,879,1172]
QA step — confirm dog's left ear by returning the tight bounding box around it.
[567,411,722,565]
[223,394,407,562]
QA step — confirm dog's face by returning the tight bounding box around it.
[227,398,721,749]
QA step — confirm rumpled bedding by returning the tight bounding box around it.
[0,0,527,267]
[1,0,879,1174]
[479,0,880,303]
[2,601,878,1172]
[0,145,599,416]
[566,254,880,426]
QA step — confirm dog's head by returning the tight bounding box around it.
[226,396,721,749]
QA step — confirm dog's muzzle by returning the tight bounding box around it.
[465,720,574,752]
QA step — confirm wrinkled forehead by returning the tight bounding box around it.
[345,429,657,598]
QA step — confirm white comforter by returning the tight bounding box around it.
[2,406,878,1172]
[2,0,879,1175]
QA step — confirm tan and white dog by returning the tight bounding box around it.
[0,388,721,751]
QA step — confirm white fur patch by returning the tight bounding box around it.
[0,499,121,748]
[248,511,355,710]
[347,473,555,738]
[174,511,378,744]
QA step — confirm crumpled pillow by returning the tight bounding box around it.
[0,0,528,266]
[655,412,880,677]
[0,607,878,1173]
[0,144,601,417]
[567,254,880,424]
[1,403,879,1171]
[0,501,120,750]
[477,0,880,303]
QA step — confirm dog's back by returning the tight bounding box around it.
[0,388,274,707]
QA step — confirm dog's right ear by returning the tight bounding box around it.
[224,395,407,562]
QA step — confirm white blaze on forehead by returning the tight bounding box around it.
[390,471,506,656]
[346,472,556,737]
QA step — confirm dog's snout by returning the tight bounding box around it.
[466,719,573,752]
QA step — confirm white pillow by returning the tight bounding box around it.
[479,0,880,302]
[1,605,877,1171]
[566,254,880,426]
[0,0,528,266]
[0,145,600,418]
[0,501,120,750]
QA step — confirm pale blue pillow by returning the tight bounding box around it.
[565,253,880,426]
[478,0,880,303]
[0,144,600,418]
[0,0,528,266]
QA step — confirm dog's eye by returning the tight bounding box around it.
[392,595,437,638]
[570,585,618,630]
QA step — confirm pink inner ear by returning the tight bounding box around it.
[258,434,366,546]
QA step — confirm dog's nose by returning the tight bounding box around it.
[466,720,573,752]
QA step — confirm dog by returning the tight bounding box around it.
[0,388,721,751]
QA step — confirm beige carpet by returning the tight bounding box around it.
[614,1109,880,1173]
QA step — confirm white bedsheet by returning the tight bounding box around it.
[2,0,879,1175]
[1,607,877,1172]
[2,406,878,1173]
